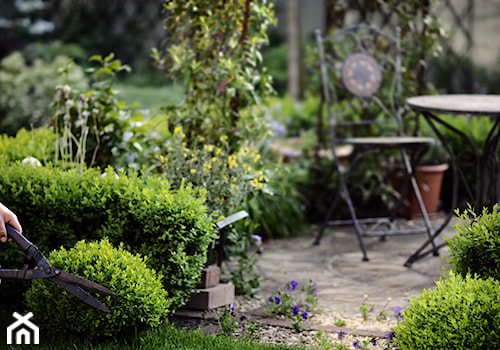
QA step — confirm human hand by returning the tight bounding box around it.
[0,202,22,243]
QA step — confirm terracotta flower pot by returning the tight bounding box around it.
[410,163,449,217]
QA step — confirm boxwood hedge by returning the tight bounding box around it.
[446,204,500,281]
[25,239,170,339]
[0,158,216,310]
[395,272,500,349]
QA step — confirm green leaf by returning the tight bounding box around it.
[89,55,102,63]
[104,53,115,63]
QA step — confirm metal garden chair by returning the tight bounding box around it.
[313,24,436,261]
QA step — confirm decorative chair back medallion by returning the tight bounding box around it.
[341,53,382,98]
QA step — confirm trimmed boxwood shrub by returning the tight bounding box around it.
[445,204,500,280]
[25,239,169,340]
[395,272,500,349]
[0,159,216,309]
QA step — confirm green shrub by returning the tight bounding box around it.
[445,204,500,280]
[22,41,88,65]
[0,127,56,163]
[25,238,169,339]
[0,52,88,134]
[395,272,500,350]
[265,95,322,138]
[0,161,215,308]
[242,166,306,239]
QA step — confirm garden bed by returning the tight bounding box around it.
[171,296,399,349]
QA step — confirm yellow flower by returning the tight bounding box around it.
[174,126,182,134]
[251,180,263,190]
[228,154,237,169]
[190,169,196,174]
[198,136,206,142]
[212,157,217,163]
[204,144,214,152]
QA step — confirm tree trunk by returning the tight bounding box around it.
[287,0,304,100]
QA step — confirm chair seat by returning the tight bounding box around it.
[339,136,434,148]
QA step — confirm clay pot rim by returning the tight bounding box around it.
[416,163,449,172]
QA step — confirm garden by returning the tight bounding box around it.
[1,0,500,349]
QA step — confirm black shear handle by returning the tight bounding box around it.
[6,224,35,251]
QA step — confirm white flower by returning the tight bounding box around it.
[63,84,71,98]
[21,157,42,168]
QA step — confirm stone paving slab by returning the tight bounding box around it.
[256,215,457,319]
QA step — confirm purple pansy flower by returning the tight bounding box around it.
[291,304,301,316]
[301,311,308,321]
[288,280,298,292]
[394,306,402,316]
[311,281,318,294]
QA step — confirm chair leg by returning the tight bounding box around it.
[344,186,370,262]
[315,161,369,261]
[402,150,436,251]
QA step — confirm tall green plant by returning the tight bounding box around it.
[152,1,277,296]
[51,54,133,168]
[152,0,276,153]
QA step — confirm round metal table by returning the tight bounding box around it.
[405,94,500,265]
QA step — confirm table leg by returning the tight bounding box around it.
[405,112,460,266]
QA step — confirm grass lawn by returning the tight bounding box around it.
[115,83,184,110]
[0,320,310,350]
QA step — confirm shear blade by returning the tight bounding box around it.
[55,270,116,297]
[50,277,111,313]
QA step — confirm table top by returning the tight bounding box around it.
[407,94,500,117]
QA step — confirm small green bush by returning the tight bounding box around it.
[395,272,500,350]
[25,239,169,339]
[445,204,500,280]
[0,160,216,308]
[0,127,56,163]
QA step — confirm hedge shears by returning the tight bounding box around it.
[0,224,116,313]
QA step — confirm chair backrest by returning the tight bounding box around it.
[316,24,404,139]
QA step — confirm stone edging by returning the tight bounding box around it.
[173,308,387,338]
